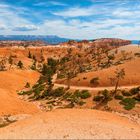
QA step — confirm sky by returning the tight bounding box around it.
[0,0,140,40]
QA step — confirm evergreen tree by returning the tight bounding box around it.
[28,51,32,58]
[17,60,23,69]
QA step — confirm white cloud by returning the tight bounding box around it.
[52,7,95,17]
[0,4,10,8]
[13,25,39,31]
[49,1,67,6]
[0,3,38,34]
[34,1,67,7]
[34,18,140,40]
[0,24,7,30]
[0,1,140,40]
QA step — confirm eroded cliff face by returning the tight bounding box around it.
[60,38,131,48]
[93,38,131,47]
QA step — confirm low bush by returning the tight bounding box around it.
[17,90,32,95]
[80,90,91,99]
[93,95,103,102]
[90,77,99,86]
[67,94,79,104]
[63,92,72,99]
[25,82,30,88]
[120,98,136,110]
[122,90,132,96]
[52,87,65,97]
[78,100,86,106]
[42,89,53,97]
[74,90,91,99]
[129,87,140,95]
[114,95,124,100]
[133,94,140,101]
[17,60,23,69]
[93,89,112,104]
[101,89,112,103]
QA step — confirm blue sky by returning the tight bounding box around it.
[0,0,140,39]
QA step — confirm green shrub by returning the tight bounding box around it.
[17,91,27,95]
[25,82,30,88]
[25,90,33,95]
[34,88,41,96]
[122,90,132,96]
[63,92,72,99]
[80,90,91,99]
[42,89,52,97]
[120,98,136,110]
[93,95,103,102]
[78,100,86,106]
[129,87,140,95]
[74,90,81,97]
[34,84,45,91]
[17,60,23,69]
[32,83,40,89]
[67,94,79,104]
[33,84,45,99]
[101,89,112,102]
[74,90,91,99]
[17,90,32,95]
[114,95,124,100]
[52,87,65,97]
[133,94,140,101]
[93,90,112,105]
[90,77,99,85]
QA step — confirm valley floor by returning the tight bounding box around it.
[0,45,140,139]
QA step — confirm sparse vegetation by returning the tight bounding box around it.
[90,77,99,86]
[114,95,124,100]
[93,89,112,109]
[8,55,13,69]
[17,60,23,69]
[0,57,6,71]
[129,87,140,95]
[120,98,136,110]
[25,82,30,88]
[28,51,32,58]
[113,68,125,95]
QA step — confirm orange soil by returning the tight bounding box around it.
[0,70,40,115]
[0,45,139,139]
[57,45,140,87]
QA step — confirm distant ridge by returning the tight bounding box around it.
[0,35,70,45]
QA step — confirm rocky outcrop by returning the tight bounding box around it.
[0,41,46,47]
[92,38,131,48]
[60,38,131,48]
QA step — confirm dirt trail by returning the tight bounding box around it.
[54,83,139,91]
[53,74,139,91]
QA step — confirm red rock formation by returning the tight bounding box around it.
[60,38,131,49]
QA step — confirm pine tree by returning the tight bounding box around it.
[17,61,23,69]
[28,51,32,58]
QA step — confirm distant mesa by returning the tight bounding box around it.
[0,35,132,48]
[60,38,131,48]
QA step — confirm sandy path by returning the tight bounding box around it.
[0,109,139,139]
[54,83,139,91]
